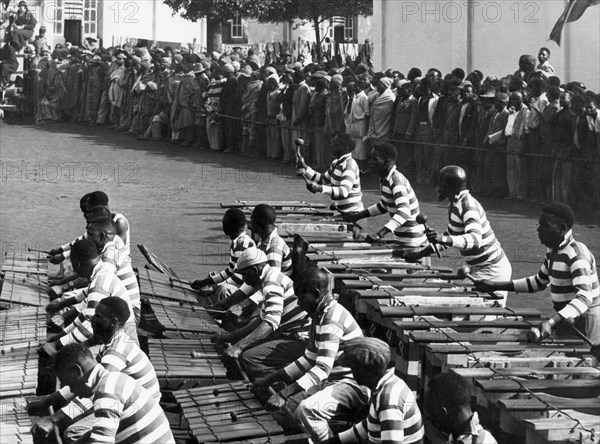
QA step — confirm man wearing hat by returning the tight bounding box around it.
[216,247,310,379]
[191,60,211,149]
[33,25,49,57]
[330,337,424,443]
[253,267,368,444]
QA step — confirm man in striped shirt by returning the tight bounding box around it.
[476,203,599,344]
[214,204,292,320]
[31,343,175,444]
[298,133,364,236]
[48,217,141,323]
[41,238,137,356]
[252,267,368,443]
[405,165,512,304]
[345,143,427,250]
[334,338,425,444]
[425,372,497,444]
[218,247,310,379]
[29,297,161,440]
[191,208,256,302]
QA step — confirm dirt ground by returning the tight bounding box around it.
[1,121,599,317]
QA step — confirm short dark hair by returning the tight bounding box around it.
[542,203,575,229]
[252,204,277,226]
[294,266,330,294]
[451,67,465,80]
[71,238,100,263]
[88,217,116,234]
[372,143,397,162]
[539,47,551,56]
[98,297,130,326]
[428,371,472,409]
[222,208,247,232]
[332,132,356,152]
[87,191,109,207]
[55,343,93,373]
[86,205,113,223]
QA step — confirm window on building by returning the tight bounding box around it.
[344,16,355,41]
[53,0,63,35]
[84,0,97,35]
[231,15,243,39]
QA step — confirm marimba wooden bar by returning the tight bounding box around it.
[0,397,34,444]
[148,338,229,388]
[174,381,285,443]
[137,267,199,305]
[145,298,223,337]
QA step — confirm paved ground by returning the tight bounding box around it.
[1,121,599,317]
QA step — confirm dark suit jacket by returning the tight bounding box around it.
[393,96,417,136]
[459,100,479,145]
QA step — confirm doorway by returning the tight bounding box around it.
[64,20,82,46]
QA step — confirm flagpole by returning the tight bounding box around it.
[564,0,572,82]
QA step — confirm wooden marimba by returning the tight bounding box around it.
[1,252,49,307]
[137,267,199,305]
[143,298,223,338]
[148,338,229,389]
[0,397,34,444]
[174,381,286,443]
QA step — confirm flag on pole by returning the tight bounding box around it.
[549,0,600,46]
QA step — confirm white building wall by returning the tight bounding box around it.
[373,0,600,91]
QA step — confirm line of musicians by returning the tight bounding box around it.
[30,128,598,444]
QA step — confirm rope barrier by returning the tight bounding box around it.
[213,112,600,165]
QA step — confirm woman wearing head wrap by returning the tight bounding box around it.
[367,77,395,140]
[10,1,36,50]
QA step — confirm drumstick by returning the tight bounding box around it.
[416,213,441,258]
[28,247,51,254]
[330,202,363,230]
[456,265,503,300]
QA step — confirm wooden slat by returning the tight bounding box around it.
[498,395,600,412]
[394,320,533,331]
[380,306,541,318]
[426,342,590,354]
[452,367,600,379]
[475,378,600,392]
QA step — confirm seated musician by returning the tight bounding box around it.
[214,204,292,320]
[29,297,161,442]
[344,143,427,253]
[48,217,141,323]
[40,238,137,356]
[297,132,364,237]
[252,267,369,444]
[425,371,497,444]
[328,338,425,444]
[31,343,175,444]
[475,203,599,344]
[191,208,256,302]
[404,166,512,304]
[217,247,310,379]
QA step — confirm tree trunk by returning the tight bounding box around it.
[206,18,223,53]
[313,17,322,62]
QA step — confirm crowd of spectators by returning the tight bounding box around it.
[2,23,599,213]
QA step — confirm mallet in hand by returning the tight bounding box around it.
[330,202,363,230]
[416,213,442,258]
[456,265,503,300]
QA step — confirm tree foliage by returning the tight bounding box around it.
[162,0,372,26]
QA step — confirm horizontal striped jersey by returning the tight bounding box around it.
[448,412,498,444]
[60,263,135,347]
[284,300,363,390]
[112,212,131,257]
[304,153,364,213]
[443,190,506,267]
[260,265,310,336]
[100,236,140,316]
[86,364,174,444]
[339,369,424,444]
[513,231,599,320]
[241,228,292,303]
[60,331,161,420]
[367,166,426,248]
[211,232,255,286]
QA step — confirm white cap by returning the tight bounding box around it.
[236,247,267,271]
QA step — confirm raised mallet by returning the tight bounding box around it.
[457,265,503,300]
[416,213,441,258]
[28,247,51,254]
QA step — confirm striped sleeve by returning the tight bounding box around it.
[212,235,254,285]
[378,387,422,444]
[260,280,285,329]
[339,419,368,443]
[513,256,551,293]
[263,233,292,275]
[303,166,323,184]
[383,178,412,232]
[322,163,357,200]
[558,250,598,319]
[448,198,484,249]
